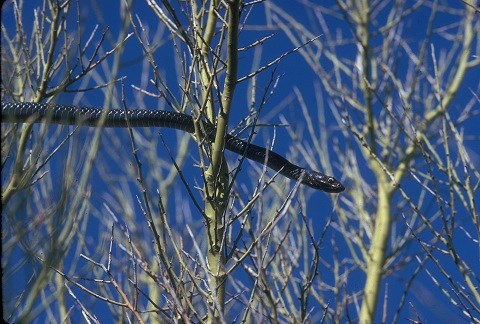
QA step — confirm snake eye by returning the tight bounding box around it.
[327,177,335,184]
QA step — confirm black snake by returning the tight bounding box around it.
[1,101,345,193]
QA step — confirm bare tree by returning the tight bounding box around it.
[267,0,479,322]
[2,0,478,323]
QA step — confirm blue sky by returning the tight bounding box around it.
[2,0,479,322]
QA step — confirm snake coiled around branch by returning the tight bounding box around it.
[1,101,345,193]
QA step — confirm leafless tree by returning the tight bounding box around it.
[2,0,478,323]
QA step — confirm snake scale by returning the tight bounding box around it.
[1,101,345,192]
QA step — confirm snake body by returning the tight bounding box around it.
[1,101,345,192]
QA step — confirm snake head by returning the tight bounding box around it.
[302,170,345,193]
